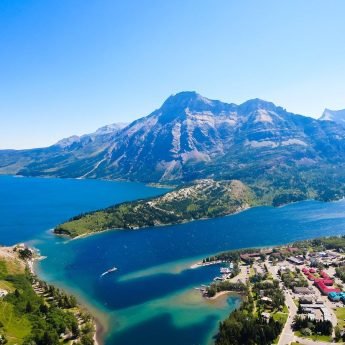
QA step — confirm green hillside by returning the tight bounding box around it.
[54,179,253,238]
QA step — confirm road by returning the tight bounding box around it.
[264,260,297,345]
[278,284,298,345]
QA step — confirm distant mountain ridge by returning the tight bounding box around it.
[2,91,345,204]
[320,108,345,126]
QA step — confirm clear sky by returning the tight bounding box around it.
[1,0,345,149]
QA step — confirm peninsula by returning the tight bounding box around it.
[54,179,253,238]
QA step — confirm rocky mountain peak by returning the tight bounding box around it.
[162,91,206,108]
[95,122,128,135]
[238,98,278,114]
[155,91,237,124]
[320,108,345,126]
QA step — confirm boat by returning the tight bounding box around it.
[100,267,118,277]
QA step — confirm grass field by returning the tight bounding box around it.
[0,280,14,292]
[295,330,332,342]
[335,307,345,329]
[0,248,31,344]
[0,301,31,344]
[272,311,288,324]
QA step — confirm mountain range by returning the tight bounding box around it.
[2,91,345,205]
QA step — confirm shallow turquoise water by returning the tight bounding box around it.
[2,175,345,344]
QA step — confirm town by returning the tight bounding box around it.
[196,237,345,345]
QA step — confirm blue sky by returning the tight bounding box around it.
[1,0,345,149]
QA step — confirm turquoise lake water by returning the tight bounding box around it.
[2,175,345,344]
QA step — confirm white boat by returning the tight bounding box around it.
[100,267,118,277]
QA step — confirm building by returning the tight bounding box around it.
[261,296,272,303]
[287,256,304,265]
[302,267,340,295]
[314,280,341,295]
[299,296,314,304]
[307,313,316,321]
[293,286,313,295]
[300,303,332,322]
[261,312,271,322]
[328,291,345,302]
[0,289,8,298]
[320,307,332,322]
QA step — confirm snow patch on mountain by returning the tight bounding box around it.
[55,135,81,148]
[320,108,345,125]
[254,109,274,124]
[171,123,181,154]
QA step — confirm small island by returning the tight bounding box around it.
[54,179,253,238]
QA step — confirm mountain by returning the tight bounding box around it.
[2,91,345,204]
[54,179,252,238]
[320,108,345,126]
[0,122,127,178]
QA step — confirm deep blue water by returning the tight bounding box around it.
[2,175,345,344]
[0,175,168,245]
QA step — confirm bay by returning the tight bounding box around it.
[2,175,345,344]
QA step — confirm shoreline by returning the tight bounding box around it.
[28,247,106,345]
[55,204,251,241]
[206,290,233,300]
[93,318,104,345]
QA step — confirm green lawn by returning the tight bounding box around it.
[281,305,288,313]
[272,311,288,324]
[335,307,345,329]
[272,310,288,344]
[295,331,332,342]
[0,301,31,345]
[0,279,14,292]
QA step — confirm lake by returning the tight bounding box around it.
[1,175,345,344]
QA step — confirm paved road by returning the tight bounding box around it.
[264,260,297,345]
[278,288,298,345]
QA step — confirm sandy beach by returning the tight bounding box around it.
[206,290,233,301]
